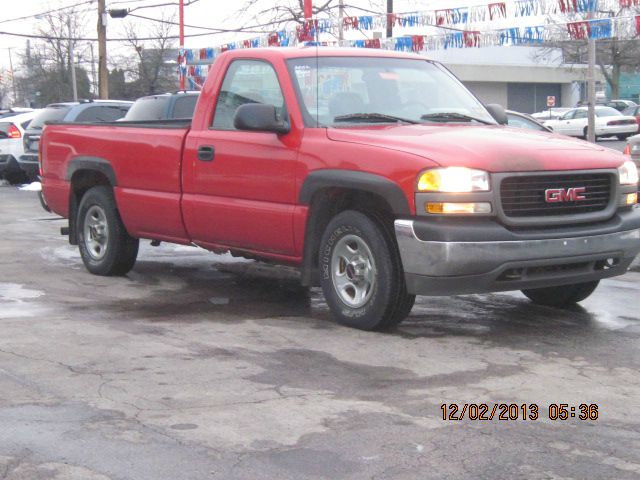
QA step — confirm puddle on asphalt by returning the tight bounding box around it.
[0,283,45,301]
[0,283,48,319]
[28,241,640,337]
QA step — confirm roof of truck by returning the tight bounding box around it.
[218,47,429,61]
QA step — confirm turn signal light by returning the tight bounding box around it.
[426,202,492,214]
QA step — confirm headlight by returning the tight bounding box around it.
[618,160,639,185]
[417,167,490,192]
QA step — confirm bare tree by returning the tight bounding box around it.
[535,8,640,99]
[121,12,177,96]
[14,8,92,106]
[230,0,383,34]
[0,83,10,108]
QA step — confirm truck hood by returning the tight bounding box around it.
[326,124,625,172]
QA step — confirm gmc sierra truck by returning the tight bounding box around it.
[40,48,640,330]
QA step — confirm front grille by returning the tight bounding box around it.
[500,173,612,217]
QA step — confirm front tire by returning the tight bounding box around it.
[319,210,414,331]
[77,185,139,276]
[521,280,599,307]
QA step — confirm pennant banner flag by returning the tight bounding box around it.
[178,0,640,86]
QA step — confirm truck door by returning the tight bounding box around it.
[182,59,299,256]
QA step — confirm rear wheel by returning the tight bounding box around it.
[77,185,139,276]
[319,210,414,331]
[617,134,631,141]
[521,281,599,307]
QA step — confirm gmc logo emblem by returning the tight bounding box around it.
[545,187,587,203]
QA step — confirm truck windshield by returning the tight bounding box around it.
[287,56,495,127]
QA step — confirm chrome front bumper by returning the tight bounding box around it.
[395,219,640,296]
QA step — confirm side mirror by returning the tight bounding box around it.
[485,104,508,125]
[233,103,290,134]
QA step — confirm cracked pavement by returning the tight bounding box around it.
[1,185,640,479]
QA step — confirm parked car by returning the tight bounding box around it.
[0,107,34,119]
[506,110,551,132]
[122,91,200,121]
[0,110,40,184]
[40,48,640,331]
[19,100,132,181]
[543,106,639,140]
[598,99,637,112]
[622,105,640,124]
[530,108,572,121]
[625,134,640,167]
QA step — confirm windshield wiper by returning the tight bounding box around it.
[334,113,419,125]
[420,112,494,125]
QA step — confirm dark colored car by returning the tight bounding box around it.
[122,91,200,121]
[598,99,637,112]
[506,110,552,132]
[19,100,132,181]
[625,134,640,177]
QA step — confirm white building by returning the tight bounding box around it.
[426,46,603,113]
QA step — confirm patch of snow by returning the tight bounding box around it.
[0,283,44,301]
[0,283,47,319]
[19,181,42,192]
[211,252,253,264]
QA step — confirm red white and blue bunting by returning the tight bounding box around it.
[177,0,640,87]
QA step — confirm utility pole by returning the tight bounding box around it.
[90,43,98,97]
[68,18,78,101]
[97,0,109,99]
[338,0,344,41]
[304,0,313,19]
[586,12,596,143]
[386,0,393,38]
[179,0,185,90]
[7,48,17,105]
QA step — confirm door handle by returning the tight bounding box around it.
[198,145,215,162]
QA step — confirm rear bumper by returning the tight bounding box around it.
[0,155,21,175]
[395,213,640,296]
[17,154,39,179]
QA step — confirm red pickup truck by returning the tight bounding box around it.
[41,48,640,330]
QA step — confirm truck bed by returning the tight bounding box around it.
[41,121,191,243]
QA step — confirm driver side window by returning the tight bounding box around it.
[212,60,285,130]
[562,111,576,120]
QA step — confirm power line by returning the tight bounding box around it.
[0,29,231,42]
[126,13,294,34]
[0,0,96,25]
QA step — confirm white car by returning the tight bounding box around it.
[531,108,572,121]
[543,106,639,140]
[0,111,40,183]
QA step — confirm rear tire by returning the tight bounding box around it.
[617,134,631,141]
[77,185,139,276]
[521,280,599,307]
[319,210,414,331]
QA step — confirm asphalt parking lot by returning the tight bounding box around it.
[1,183,640,480]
